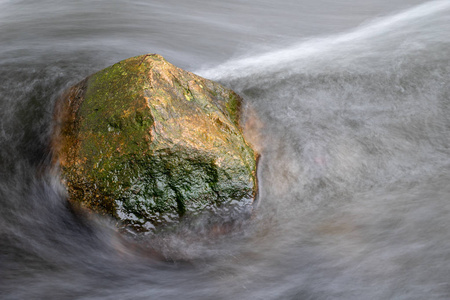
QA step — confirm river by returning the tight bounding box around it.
[1,1,450,299]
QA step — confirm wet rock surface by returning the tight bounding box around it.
[52,54,258,231]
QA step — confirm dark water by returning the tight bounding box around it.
[1,0,450,299]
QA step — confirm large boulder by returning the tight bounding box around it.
[52,54,258,231]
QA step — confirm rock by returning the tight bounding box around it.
[52,54,258,231]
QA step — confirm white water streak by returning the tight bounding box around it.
[198,0,450,80]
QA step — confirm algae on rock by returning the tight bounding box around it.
[53,54,258,231]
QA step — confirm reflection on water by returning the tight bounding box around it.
[1,0,450,299]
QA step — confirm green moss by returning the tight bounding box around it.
[225,92,241,126]
[58,54,258,231]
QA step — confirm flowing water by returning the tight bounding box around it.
[1,0,450,299]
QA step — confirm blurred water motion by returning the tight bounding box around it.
[1,1,450,299]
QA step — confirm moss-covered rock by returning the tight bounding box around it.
[52,54,258,231]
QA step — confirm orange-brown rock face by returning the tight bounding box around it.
[52,54,258,231]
